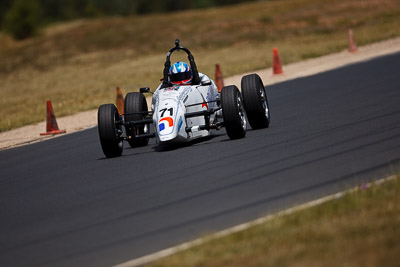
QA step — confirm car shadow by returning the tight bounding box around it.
[152,134,224,152]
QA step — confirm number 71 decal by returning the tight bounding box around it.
[159,107,173,117]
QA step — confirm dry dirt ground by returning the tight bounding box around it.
[1,37,400,150]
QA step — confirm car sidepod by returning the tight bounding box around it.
[185,86,212,139]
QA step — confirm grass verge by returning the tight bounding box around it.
[1,0,400,131]
[148,175,400,267]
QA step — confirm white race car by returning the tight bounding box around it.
[97,40,270,158]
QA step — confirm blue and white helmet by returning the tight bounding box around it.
[169,61,192,85]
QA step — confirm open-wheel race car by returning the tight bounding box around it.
[97,40,271,158]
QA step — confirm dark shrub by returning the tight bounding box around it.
[3,0,41,40]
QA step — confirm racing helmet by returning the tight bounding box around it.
[169,61,193,85]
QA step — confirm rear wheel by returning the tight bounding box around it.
[98,104,123,158]
[221,85,246,140]
[124,92,149,147]
[241,74,270,129]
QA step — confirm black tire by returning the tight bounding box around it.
[98,104,123,158]
[241,73,270,129]
[124,92,149,147]
[221,85,246,140]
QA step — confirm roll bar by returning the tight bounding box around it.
[162,39,201,87]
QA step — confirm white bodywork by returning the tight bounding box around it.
[152,73,219,143]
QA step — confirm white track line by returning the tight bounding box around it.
[112,175,398,267]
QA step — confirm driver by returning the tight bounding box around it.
[168,61,213,87]
[169,61,193,85]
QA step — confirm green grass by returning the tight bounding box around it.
[1,0,400,131]
[148,176,400,267]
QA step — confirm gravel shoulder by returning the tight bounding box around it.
[1,37,400,150]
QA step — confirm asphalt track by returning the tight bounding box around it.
[1,52,400,267]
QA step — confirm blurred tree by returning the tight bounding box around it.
[193,0,215,9]
[0,0,14,30]
[3,0,42,40]
[85,0,103,18]
[165,0,193,12]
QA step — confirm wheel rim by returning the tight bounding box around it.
[237,91,247,130]
[260,86,269,119]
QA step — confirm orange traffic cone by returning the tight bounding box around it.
[272,48,283,75]
[215,64,224,92]
[348,29,358,53]
[116,86,124,115]
[40,100,66,136]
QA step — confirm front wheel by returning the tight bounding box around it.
[98,104,123,158]
[241,73,270,129]
[221,85,246,140]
